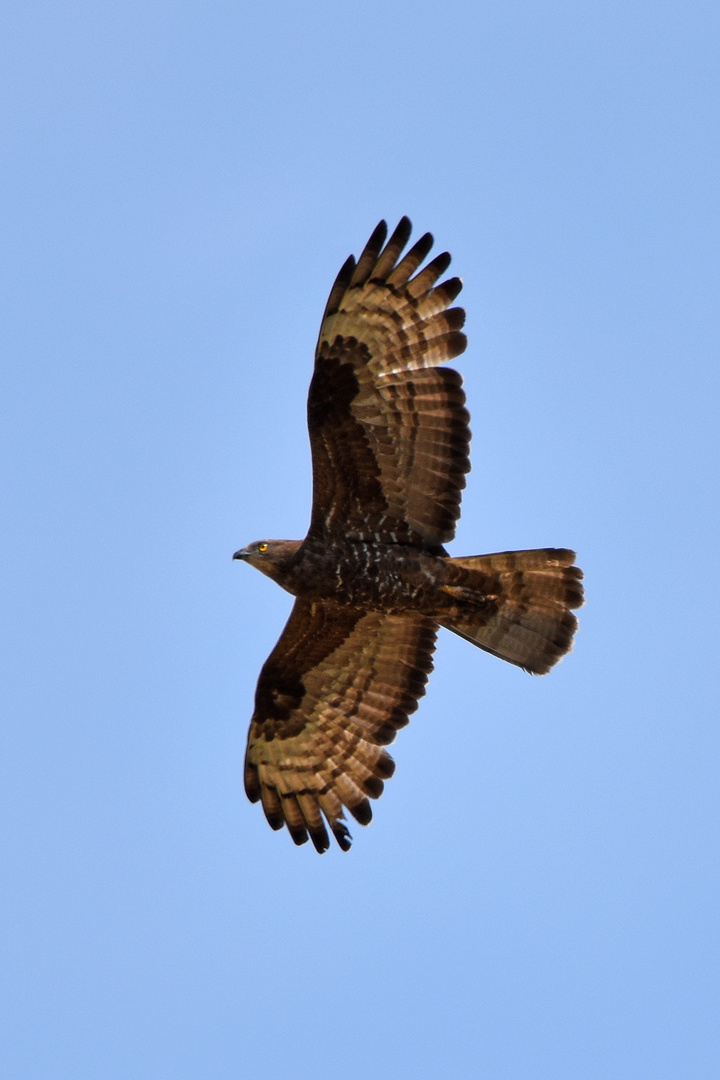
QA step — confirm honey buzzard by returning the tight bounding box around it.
[234,218,583,853]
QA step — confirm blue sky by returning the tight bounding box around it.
[2,2,719,1077]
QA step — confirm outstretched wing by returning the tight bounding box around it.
[244,599,437,852]
[307,218,470,549]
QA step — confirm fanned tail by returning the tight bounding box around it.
[439,548,584,675]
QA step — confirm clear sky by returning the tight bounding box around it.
[2,3,719,1077]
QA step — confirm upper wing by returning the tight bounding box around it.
[244,598,437,852]
[307,218,471,548]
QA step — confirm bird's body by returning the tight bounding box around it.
[235,218,584,852]
[243,537,450,612]
[241,536,580,631]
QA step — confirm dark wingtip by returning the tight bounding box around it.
[438,275,463,303]
[362,775,385,799]
[445,306,466,332]
[321,253,357,320]
[338,252,356,280]
[445,330,468,359]
[368,218,389,248]
[387,216,413,253]
[351,220,391,286]
[377,752,396,780]
[332,821,352,852]
[264,809,285,831]
[309,826,331,854]
[287,823,310,846]
[349,798,373,826]
[427,251,452,279]
[406,230,434,267]
[244,762,260,802]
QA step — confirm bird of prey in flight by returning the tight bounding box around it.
[234,218,583,853]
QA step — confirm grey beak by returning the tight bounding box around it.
[232,547,248,561]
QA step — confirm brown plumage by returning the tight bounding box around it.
[234,218,584,853]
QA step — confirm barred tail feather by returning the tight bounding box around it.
[440,548,584,675]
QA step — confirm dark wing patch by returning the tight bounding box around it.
[308,218,471,547]
[244,599,437,852]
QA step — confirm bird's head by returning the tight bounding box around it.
[232,539,302,585]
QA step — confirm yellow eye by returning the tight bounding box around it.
[258,542,268,553]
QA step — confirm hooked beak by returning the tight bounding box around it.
[232,547,249,561]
